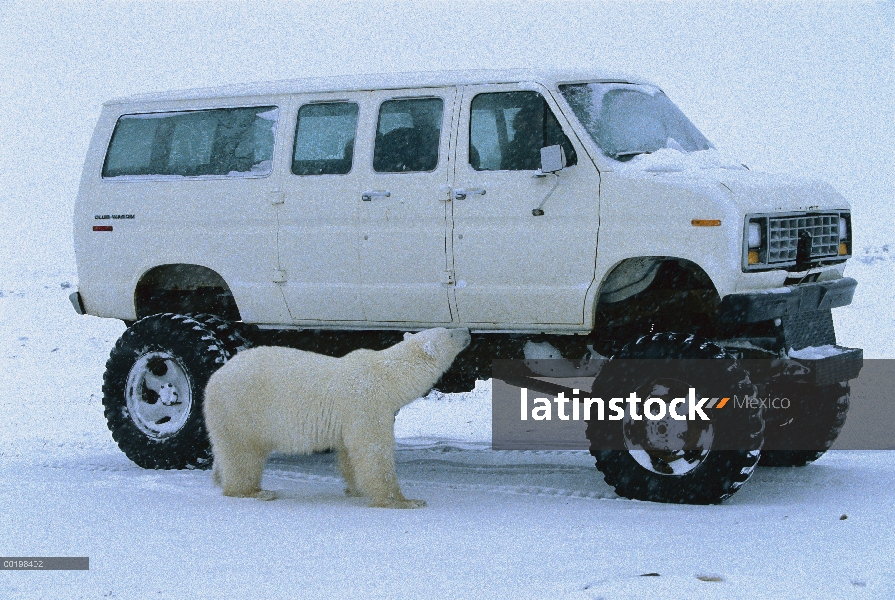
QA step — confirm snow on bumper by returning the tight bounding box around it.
[784,345,864,386]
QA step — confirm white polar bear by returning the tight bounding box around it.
[203,327,471,508]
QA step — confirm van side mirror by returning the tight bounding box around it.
[540,145,566,174]
[531,145,566,216]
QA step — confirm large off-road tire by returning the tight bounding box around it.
[102,313,229,469]
[189,313,256,356]
[587,333,764,504]
[758,381,850,467]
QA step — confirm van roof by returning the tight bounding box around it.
[106,68,657,105]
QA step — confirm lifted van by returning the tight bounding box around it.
[72,69,861,503]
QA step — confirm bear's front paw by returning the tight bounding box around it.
[254,490,278,501]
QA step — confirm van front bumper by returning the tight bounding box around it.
[718,277,857,325]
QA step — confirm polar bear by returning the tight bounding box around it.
[203,327,471,508]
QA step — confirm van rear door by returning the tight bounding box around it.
[88,102,289,324]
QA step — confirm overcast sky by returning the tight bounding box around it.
[1,1,892,268]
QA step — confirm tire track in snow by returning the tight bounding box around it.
[264,465,618,500]
[16,433,616,501]
[264,447,618,500]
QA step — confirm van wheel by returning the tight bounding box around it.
[586,333,764,504]
[102,314,229,469]
[758,382,850,467]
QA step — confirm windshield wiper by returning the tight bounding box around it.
[612,150,651,162]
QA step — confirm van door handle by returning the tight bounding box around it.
[362,190,391,201]
[453,188,486,200]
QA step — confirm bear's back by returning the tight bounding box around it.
[206,346,344,408]
[205,345,352,453]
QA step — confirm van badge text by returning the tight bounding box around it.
[94,214,135,220]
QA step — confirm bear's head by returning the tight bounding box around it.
[402,327,471,374]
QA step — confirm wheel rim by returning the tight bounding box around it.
[125,351,193,439]
[622,378,714,476]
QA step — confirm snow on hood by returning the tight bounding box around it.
[614,147,746,174]
[612,148,847,214]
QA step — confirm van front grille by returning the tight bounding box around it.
[768,214,840,264]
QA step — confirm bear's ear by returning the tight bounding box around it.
[403,332,413,341]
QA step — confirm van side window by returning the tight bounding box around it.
[102,106,278,178]
[373,98,443,173]
[469,92,576,171]
[292,102,359,175]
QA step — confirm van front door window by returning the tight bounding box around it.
[469,91,576,171]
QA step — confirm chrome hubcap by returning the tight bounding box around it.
[623,378,714,476]
[125,352,192,439]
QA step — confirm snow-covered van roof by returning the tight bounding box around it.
[106,68,656,105]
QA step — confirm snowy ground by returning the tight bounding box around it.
[1,250,894,599]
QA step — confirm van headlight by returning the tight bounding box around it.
[838,214,851,255]
[744,217,767,268]
[747,222,762,249]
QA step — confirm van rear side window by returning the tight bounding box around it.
[102,106,278,178]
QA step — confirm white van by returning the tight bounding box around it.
[72,69,860,503]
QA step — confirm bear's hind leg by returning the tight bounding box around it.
[211,460,222,487]
[337,446,362,497]
[216,443,274,500]
[345,444,426,509]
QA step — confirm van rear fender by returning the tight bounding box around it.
[134,264,241,321]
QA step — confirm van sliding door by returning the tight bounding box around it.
[357,88,457,324]
[278,95,367,322]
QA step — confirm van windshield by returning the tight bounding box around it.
[559,82,713,161]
